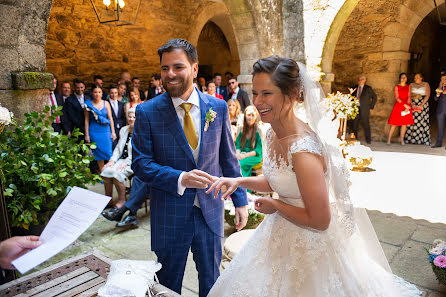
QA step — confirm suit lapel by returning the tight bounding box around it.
[198,92,210,166]
[157,93,196,164]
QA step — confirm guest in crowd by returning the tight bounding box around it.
[228,77,250,112]
[125,87,142,113]
[387,73,414,145]
[119,70,131,84]
[107,86,126,147]
[86,75,107,100]
[404,73,431,145]
[102,175,148,228]
[49,76,65,134]
[235,105,263,177]
[146,73,164,100]
[101,108,135,211]
[197,76,206,93]
[225,72,234,96]
[117,82,128,105]
[64,79,90,140]
[206,81,223,99]
[432,73,446,148]
[351,74,377,144]
[214,72,228,101]
[84,86,116,172]
[0,236,41,270]
[60,81,71,103]
[132,77,146,101]
[228,99,243,140]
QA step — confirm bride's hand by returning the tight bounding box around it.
[206,177,241,200]
[254,197,277,214]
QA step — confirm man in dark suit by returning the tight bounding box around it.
[351,75,377,144]
[146,73,164,100]
[49,76,66,134]
[60,81,71,103]
[132,39,248,297]
[63,79,90,141]
[132,77,146,101]
[107,85,126,148]
[213,73,228,101]
[432,73,446,148]
[228,77,250,112]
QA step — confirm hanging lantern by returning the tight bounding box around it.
[90,0,141,26]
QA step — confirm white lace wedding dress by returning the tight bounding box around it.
[208,128,421,297]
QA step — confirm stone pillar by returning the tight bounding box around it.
[0,0,53,122]
[320,72,335,95]
[237,74,253,104]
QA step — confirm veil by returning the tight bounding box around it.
[293,62,355,237]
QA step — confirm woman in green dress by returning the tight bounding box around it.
[235,105,263,177]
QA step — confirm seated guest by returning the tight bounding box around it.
[228,77,250,112]
[206,81,224,99]
[235,105,262,177]
[132,77,146,101]
[102,175,148,228]
[101,108,136,210]
[125,88,142,114]
[117,82,128,105]
[145,73,164,99]
[84,87,116,172]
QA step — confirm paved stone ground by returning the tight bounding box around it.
[31,141,446,297]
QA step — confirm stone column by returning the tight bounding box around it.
[237,74,253,104]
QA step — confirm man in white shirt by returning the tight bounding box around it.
[107,86,126,147]
[49,77,64,133]
[228,77,250,112]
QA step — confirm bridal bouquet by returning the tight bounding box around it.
[325,91,359,120]
[426,239,446,284]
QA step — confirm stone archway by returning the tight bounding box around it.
[325,0,437,141]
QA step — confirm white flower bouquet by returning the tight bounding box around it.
[0,103,13,134]
[224,194,265,229]
[325,90,359,120]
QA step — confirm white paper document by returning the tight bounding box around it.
[12,187,110,274]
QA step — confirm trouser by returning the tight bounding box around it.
[353,108,371,142]
[124,176,149,214]
[154,206,222,297]
[434,111,446,146]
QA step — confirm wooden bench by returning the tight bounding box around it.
[0,250,180,297]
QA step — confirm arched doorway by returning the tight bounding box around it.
[196,21,240,83]
[324,0,439,141]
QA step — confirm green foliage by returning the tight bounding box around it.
[0,106,101,229]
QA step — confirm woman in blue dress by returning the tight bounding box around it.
[84,87,116,172]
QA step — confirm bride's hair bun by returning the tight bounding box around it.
[252,55,301,99]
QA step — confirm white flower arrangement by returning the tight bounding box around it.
[0,103,13,134]
[325,90,359,120]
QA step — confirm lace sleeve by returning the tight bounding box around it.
[289,135,322,156]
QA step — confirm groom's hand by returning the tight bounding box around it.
[235,206,248,232]
[181,170,215,189]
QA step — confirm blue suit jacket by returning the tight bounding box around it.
[131,90,248,250]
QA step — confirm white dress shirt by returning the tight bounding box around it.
[173,88,202,207]
[231,87,240,99]
[75,94,85,108]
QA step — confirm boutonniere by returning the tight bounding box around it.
[204,108,217,132]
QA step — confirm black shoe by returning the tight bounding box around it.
[116,215,138,228]
[431,144,442,148]
[102,207,125,222]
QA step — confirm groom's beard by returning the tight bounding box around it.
[163,76,193,98]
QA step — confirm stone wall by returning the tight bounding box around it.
[0,0,53,121]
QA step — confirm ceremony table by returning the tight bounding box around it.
[0,250,180,297]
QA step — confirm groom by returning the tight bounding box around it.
[131,39,248,297]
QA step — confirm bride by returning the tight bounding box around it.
[206,56,421,297]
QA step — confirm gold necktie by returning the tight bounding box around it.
[180,103,198,150]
